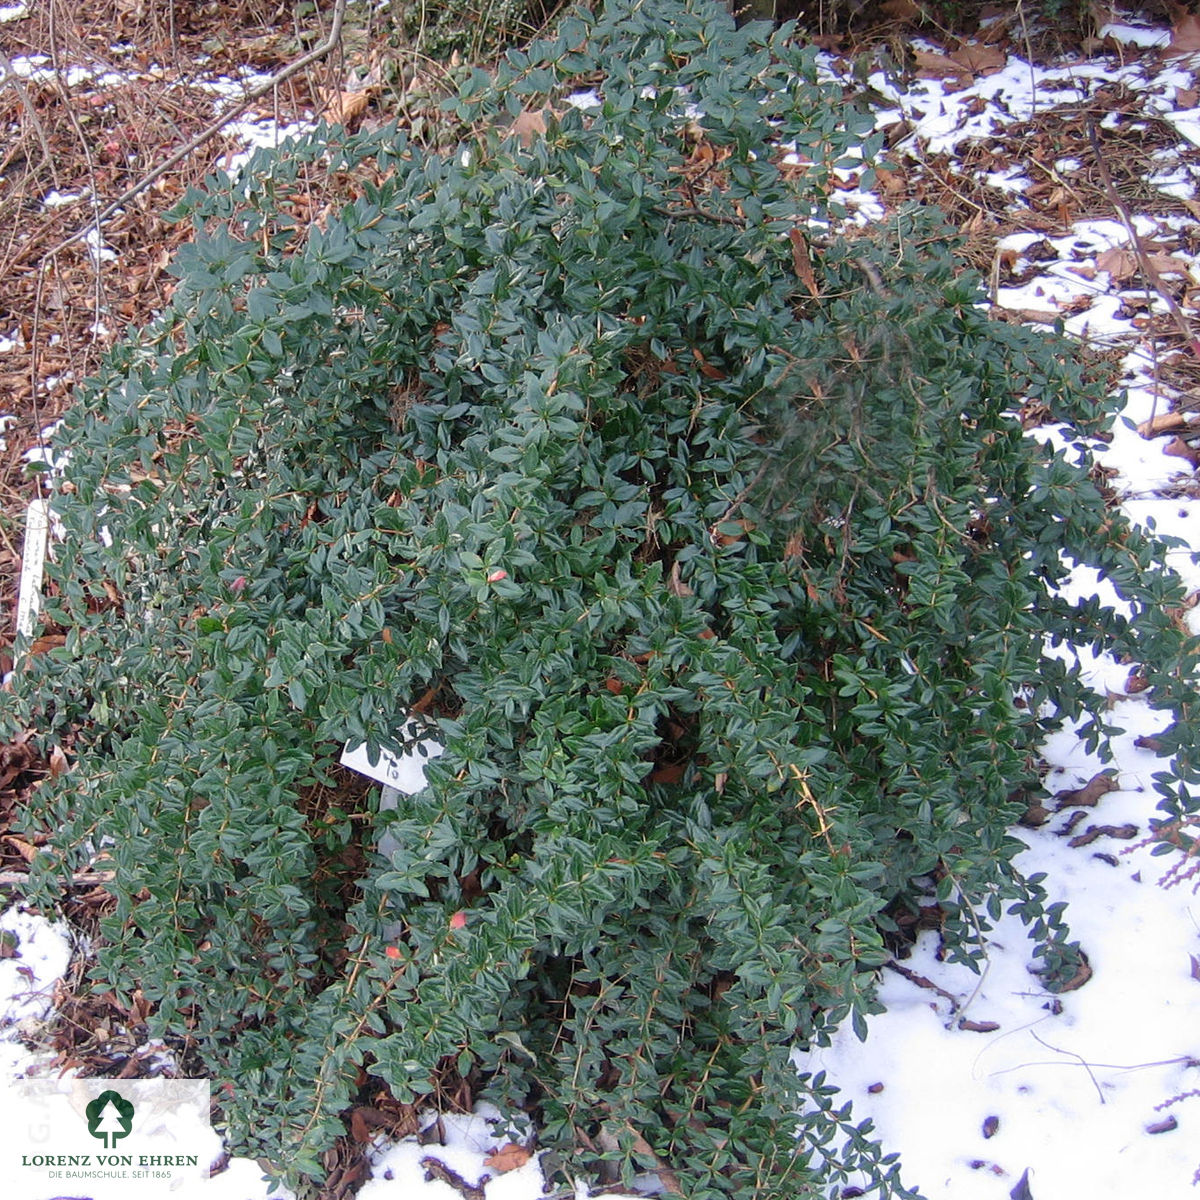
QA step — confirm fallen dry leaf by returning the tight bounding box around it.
[421,1156,484,1200]
[649,761,686,785]
[1010,1167,1035,1200]
[691,347,726,380]
[712,518,754,546]
[1018,802,1051,828]
[914,42,1006,80]
[1137,411,1189,438]
[1096,247,1180,283]
[1068,822,1139,848]
[129,988,152,1024]
[999,307,1064,327]
[3,835,38,864]
[507,106,557,146]
[1056,950,1093,993]
[1054,771,1118,810]
[949,43,1007,75]
[622,1124,683,1196]
[1169,12,1200,55]
[958,1018,1001,1033]
[914,49,967,79]
[1163,436,1200,468]
[349,1107,387,1143]
[49,744,69,777]
[873,165,908,198]
[320,89,370,125]
[1094,244,1137,282]
[1059,810,1088,838]
[27,634,67,657]
[482,1143,532,1174]
[687,139,718,170]
[668,561,694,598]
[1124,666,1150,694]
[788,228,820,297]
[1019,399,1053,429]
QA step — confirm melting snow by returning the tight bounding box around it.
[1100,23,1172,49]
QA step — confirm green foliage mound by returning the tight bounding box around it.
[7,0,1198,1195]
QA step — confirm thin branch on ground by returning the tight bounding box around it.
[29,257,49,503]
[885,959,961,1011]
[1031,1031,1106,1104]
[48,0,107,334]
[0,869,115,887]
[651,204,746,228]
[0,51,61,194]
[1086,117,1200,361]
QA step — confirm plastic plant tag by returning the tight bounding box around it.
[340,717,443,793]
[15,499,49,641]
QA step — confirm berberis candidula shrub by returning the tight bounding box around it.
[7,1,1198,1194]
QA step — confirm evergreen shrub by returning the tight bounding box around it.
[6,0,1198,1195]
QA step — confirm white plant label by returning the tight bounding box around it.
[340,717,443,793]
[15,499,50,641]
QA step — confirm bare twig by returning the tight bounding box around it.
[991,1050,1198,1076]
[651,204,746,228]
[1030,1031,1106,1104]
[1015,0,1037,119]
[0,869,115,888]
[48,0,107,332]
[29,259,49,504]
[1086,117,1200,360]
[0,51,61,194]
[20,0,350,268]
[420,1157,486,1200]
[885,958,961,1012]
[709,461,768,541]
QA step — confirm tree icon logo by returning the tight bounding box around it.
[85,1089,135,1149]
